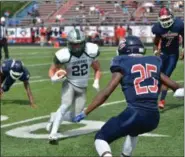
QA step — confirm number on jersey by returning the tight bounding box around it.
[131,64,158,95]
[72,64,88,76]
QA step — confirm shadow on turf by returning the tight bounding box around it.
[160,103,184,113]
[1,99,30,105]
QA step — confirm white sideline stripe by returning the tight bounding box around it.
[31,76,41,79]
[1,100,125,128]
[14,71,110,86]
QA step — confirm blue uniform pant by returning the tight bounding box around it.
[95,107,160,144]
[2,76,15,92]
[160,53,179,77]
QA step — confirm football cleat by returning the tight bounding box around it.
[158,100,165,109]
[48,134,59,145]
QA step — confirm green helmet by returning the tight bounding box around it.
[67,29,86,57]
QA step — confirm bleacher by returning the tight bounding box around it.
[10,0,184,26]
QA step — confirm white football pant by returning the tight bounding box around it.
[49,80,86,136]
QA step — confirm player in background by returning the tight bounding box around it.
[73,36,184,157]
[0,59,36,108]
[152,7,184,109]
[47,28,101,144]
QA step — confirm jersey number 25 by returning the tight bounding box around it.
[131,64,158,95]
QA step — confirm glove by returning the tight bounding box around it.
[173,88,184,98]
[73,111,86,122]
[92,79,100,92]
[180,48,184,60]
[154,50,161,56]
[51,70,66,83]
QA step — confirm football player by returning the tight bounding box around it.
[47,28,101,144]
[152,7,184,109]
[0,59,36,108]
[73,36,184,157]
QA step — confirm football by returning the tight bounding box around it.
[55,69,67,78]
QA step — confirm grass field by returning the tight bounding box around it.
[1,46,184,156]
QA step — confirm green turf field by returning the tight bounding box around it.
[1,46,184,156]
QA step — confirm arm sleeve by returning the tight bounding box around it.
[110,57,124,74]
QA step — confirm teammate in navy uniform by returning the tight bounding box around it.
[73,36,183,157]
[0,59,36,108]
[152,7,184,109]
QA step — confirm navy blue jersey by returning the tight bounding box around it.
[0,59,30,92]
[110,55,162,111]
[152,18,184,54]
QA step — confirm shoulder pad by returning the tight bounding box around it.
[85,42,99,58]
[55,48,71,64]
[110,56,124,74]
[152,23,161,35]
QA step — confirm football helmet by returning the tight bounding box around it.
[67,28,86,57]
[158,7,174,28]
[10,60,24,80]
[117,36,145,56]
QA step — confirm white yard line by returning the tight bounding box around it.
[30,76,42,79]
[14,71,110,86]
[1,100,126,128]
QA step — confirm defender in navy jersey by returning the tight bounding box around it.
[73,36,183,157]
[152,7,184,109]
[0,59,36,107]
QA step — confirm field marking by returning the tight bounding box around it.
[1,100,126,129]
[14,71,110,86]
[1,115,9,121]
[30,76,41,79]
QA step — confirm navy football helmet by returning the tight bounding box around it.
[10,60,24,80]
[117,36,145,56]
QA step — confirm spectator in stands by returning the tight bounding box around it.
[79,1,85,13]
[121,1,129,14]
[33,3,39,11]
[114,1,120,13]
[89,5,96,15]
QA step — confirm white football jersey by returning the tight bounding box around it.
[55,42,99,87]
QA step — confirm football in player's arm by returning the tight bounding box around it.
[73,36,184,157]
[0,59,36,108]
[152,6,184,109]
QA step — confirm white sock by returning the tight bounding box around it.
[63,111,73,121]
[50,104,68,135]
[95,139,112,157]
[122,135,138,156]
